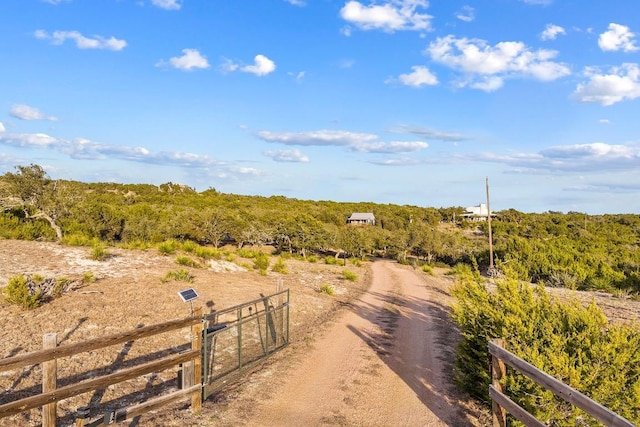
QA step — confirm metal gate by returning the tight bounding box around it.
[202,289,289,399]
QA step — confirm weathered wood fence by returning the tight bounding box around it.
[489,339,635,427]
[0,307,203,427]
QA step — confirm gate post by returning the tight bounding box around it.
[191,307,203,413]
[491,339,506,427]
[43,333,58,427]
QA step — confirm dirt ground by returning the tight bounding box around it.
[1,239,638,426]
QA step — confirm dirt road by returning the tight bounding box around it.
[235,260,481,427]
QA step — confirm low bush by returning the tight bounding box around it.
[89,244,110,261]
[181,240,197,253]
[421,264,434,275]
[195,246,222,260]
[324,256,338,265]
[272,258,288,274]
[158,239,180,256]
[63,234,93,247]
[176,255,201,268]
[3,275,42,309]
[452,272,640,425]
[253,253,270,274]
[163,269,194,283]
[237,248,258,259]
[319,284,335,295]
[307,255,318,263]
[342,270,357,282]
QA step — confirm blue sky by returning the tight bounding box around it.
[1,0,639,214]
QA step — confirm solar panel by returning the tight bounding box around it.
[178,288,199,302]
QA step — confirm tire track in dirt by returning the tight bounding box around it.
[235,260,480,427]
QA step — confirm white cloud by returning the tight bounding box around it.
[598,23,638,52]
[351,140,428,153]
[10,104,58,121]
[541,24,566,41]
[221,55,276,76]
[285,0,306,6]
[391,124,468,141]
[369,158,424,166]
[599,119,611,124]
[521,0,552,5]
[339,59,355,68]
[288,71,305,82]
[151,0,181,10]
[467,142,640,173]
[256,130,377,147]
[0,131,226,168]
[0,122,5,133]
[339,0,432,33]
[455,6,474,23]
[256,129,429,154]
[42,0,70,4]
[573,63,640,106]
[241,55,276,76]
[426,35,570,91]
[220,58,239,74]
[34,30,127,51]
[263,149,310,162]
[390,65,438,87]
[161,49,210,71]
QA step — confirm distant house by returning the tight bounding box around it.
[461,203,495,221]
[347,212,375,226]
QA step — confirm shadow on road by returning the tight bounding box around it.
[345,262,485,426]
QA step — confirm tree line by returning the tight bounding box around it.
[1,164,639,294]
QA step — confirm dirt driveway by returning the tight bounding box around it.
[210,260,488,426]
[0,240,489,426]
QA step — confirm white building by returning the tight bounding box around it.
[462,203,494,221]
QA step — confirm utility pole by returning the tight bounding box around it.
[486,176,494,270]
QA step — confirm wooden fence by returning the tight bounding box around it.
[489,339,635,427]
[0,308,203,427]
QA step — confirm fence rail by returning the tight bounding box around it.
[489,339,635,427]
[0,310,203,427]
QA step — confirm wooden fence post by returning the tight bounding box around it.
[42,333,57,427]
[492,338,507,427]
[191,307,203,413]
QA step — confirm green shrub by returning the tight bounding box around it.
[120,240,153,250]
[54,277,71,297]
[195,246,222,260]
[82,271,96,283]
[237,248,258,259]
[272,258,288,274]
[342,270,357,282]
[452,274,640,425]
[3,275,42,309]
[158,239,180,256]
[319,284,335,295]
[253,253,270,274]
[89,244,109,261]
[181,240,197,253]
[307,255,318,263]
[324,256,338,265]
[176,255,201,268]
[163,269,194,283]
[63,234,93,247]
[350,258,362,267]
[421,264,434,275]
